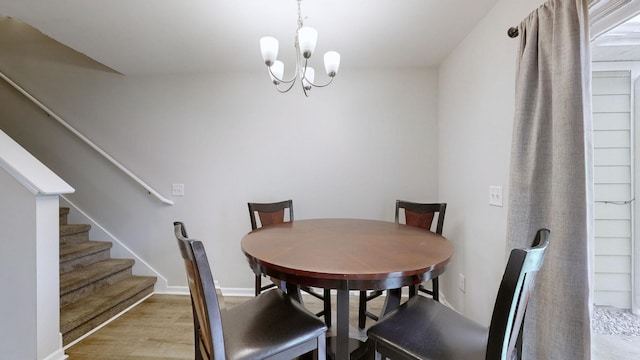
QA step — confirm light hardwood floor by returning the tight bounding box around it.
[64,292,635,360]
[65,292,388,360]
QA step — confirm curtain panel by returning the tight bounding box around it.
[507,0,593,359]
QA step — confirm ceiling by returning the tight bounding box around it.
[0,0,501,76]
[592,12,640,61]
[590,0,640,61]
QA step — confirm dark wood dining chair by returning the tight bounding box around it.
[366,228,550,360]
[358,201,447,329]
[174,221,327,360]
[248,200,332,327]
[248,200,294,296]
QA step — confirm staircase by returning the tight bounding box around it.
[59,207,156,345]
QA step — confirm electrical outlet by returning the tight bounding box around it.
[458,273,466,292]
[489,186,503,207]
[171,183,185,196]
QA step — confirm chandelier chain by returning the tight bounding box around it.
[297,0,304,30]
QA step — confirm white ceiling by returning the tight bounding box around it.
[592,13,640,61]
[590,0,640,61]
[0,0,501,75]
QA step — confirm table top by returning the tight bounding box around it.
[241,218,454,291]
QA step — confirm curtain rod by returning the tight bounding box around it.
[508,27,519,38]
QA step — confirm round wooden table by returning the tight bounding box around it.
[241,218,454,360]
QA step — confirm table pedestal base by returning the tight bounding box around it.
[326,337,368,360]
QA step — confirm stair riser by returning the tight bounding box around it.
[59,207,69,226]
[60,231,90,244]
[61,268,134,307]
[60,249,111,275]
[62,285,154,345]
[58,208,157,347]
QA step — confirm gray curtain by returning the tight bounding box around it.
[507,0,593,359]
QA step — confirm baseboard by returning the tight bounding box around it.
[41,346,68,360]
[60,196,170,292]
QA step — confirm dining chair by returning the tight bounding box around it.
[247,200,294,296]
[248,200,332,327]
[174,221,327,360]
[366,228,550,360]
[358,201,447,329]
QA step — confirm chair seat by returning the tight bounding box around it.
[367,296,488,360]
[222,290,327,360]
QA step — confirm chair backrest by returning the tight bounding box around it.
[248,199,294,230]
[486,228,551,359]
[174,221,225,359]
[395,200,447,234]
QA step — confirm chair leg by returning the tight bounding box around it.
[358,290,367,329]
[432,278,439,301]
[323,289,332,327]
[191,299,204,360]
[254,274,261,296]
[373,344,383,360]
[409,285,417,298]
[317,332,326,360]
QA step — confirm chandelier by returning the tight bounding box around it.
[259,0,341,96]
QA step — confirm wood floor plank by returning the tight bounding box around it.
[65,292,390,359]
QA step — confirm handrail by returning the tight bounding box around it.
[0,70,174,205]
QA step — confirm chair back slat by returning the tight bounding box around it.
[174,222,225,359]
[486,228,550,359]
[248,200,294,230]
[258,209,286,227]
[395,200,447,234]
[404,210,435,230]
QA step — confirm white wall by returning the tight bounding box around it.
[0,19,439,293]
[0,169,37,359]
[0,133,69,360]
[438,0,546,325]
[0,0,558,326]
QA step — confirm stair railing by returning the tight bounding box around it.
[0,70,174,205]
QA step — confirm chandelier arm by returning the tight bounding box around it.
[299,58,335,88]
[276,80,297,93]
[260,0,337,96]
[305,76,335,88]
[268,66,297,84]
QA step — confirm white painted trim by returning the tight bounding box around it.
[60,196,170,292]
[634,76,640,315]
[40,347,68,360]
[0,130,74,196]
[162,286,190,295]
[591,0,640,39]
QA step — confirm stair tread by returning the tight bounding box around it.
[58,208,157,345]
[60,224,91,236]
[60,276,156,334]
[60,258,135,295]
[60,241,112,262]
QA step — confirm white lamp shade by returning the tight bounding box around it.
[302,67,315,89]
[324,51,340,77]
[269,60,284,84]
[260,36,279,66]
[298,27,318,58]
